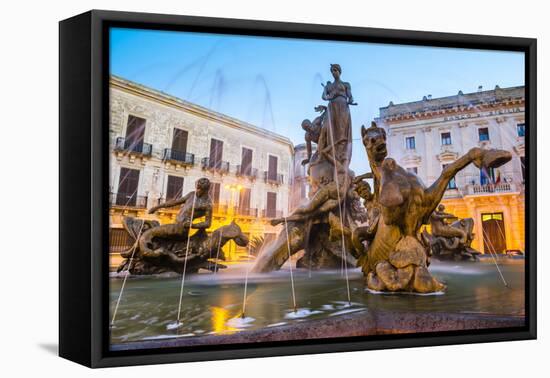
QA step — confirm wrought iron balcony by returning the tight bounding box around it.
[236,165,258,179]
[114,137,152,157]
[163,149,195,166]
[109,192,148,208]
[235,207,259,217]
[263,171,284,185]
[201,157,230,174]
[262,209,283,218]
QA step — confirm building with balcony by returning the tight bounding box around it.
[109,75,294,268]
[376,85,526,254]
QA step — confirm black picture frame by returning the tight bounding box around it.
[59,9,537,368]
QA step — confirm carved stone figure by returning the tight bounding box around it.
[358,122,512,293]
[139,177,212,258]
[117,217,249,275]
[422,206,481,261]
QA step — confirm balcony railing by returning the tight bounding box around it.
[109,192,148,208]
[234,207,259,217]
[114,137,152,157]
[263,171,284,185]
[163,149,195,166]
[236,165,258,179]
[464,182,518,195]
[201,157,230,174]
[262,209,283,218]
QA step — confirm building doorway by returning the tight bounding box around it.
[481,212,506,254]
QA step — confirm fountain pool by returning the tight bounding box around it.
[109,258,525,346]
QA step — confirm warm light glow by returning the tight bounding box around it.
[211,306,238,334]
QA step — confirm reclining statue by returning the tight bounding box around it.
[116,177,249,275]
[422,205,481,261]
[116,217,249,275]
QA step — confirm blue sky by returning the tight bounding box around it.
[110,27,524,173]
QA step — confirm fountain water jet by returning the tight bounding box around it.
[175,194,196,329]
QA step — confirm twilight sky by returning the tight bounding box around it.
[110,27,524,173]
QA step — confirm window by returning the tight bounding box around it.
[478,127,490,142]
[209,138,223,168]
[171,128,188,153]
[116,167,140,206]
[405,136,415,150]
[266,192,277,218]
[517,123,525,137]
[480,167,496,186]
[407,167,418,174]
[166,175,184,201]
[109,228,133,253]
[238,188,251,211]
[241,147,253,175]
[268,155,278,181]
[442,164,456,189]
[441,132,452,145]
[124,115,146,150]
[209,182,221,204]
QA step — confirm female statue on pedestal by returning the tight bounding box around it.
[321,64,355,165]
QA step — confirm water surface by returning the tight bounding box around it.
[109,259,525,344]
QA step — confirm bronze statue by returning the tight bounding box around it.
[301,105,327,166]
[117,217,249,275]
[115,177,249,275]
[139,177,213,258]
[430,205,467,245]
[322,64,355,165]
[422,206,481,261]
[358,122,512,293]
[252,66,513,295]
[253,64,360,272]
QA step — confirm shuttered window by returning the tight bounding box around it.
[166,175,184,200]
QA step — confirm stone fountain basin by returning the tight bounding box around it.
[109,259,525,350]
[111,309,524,351]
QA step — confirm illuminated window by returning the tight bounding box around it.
[405,136,415,150]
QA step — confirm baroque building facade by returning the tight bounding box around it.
[109,75,294,268]
[376,85,525,254]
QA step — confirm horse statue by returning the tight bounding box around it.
[116,217,249,275]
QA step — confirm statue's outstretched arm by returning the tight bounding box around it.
[148,192,190,213]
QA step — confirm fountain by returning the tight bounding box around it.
[109,64,523,350]
[252,64,513,294]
